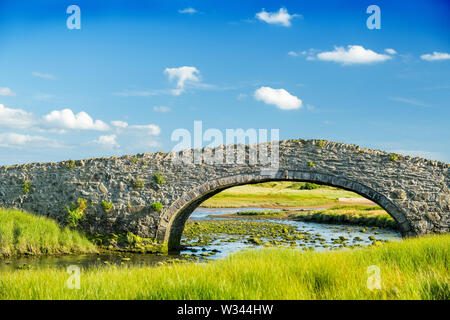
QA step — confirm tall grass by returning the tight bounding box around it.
[0,234,448,300]
[293,205,397,229]
[0,208,96,257]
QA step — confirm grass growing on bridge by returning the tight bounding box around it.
[201,182,367,208]
[0,234,448,300]
[0,208,96,257]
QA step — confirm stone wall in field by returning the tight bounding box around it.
[0,139,448,250]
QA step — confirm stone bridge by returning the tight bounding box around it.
[0,139,448,250]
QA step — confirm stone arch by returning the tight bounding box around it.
[156,170,412,251]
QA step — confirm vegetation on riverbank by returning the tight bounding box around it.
[200,181,368,208]
[0,234,448,300]
[0,209,96,257]
[182,219,302,248]
[234,205,397,229]
[292,205,397,229]
[89,232,166,254]
[181,219,390,249]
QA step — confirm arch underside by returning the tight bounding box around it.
[157,170,412,251]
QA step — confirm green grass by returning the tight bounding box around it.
[201,182,364,208]
[236,210,285,216]
[292,205,397,229]
[234,205,397,229]
[0,235,448,300]
[0,208,96,257]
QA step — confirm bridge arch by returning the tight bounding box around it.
[156,170,412,251]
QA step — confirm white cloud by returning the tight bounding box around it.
[111,120,128,128]
[0,104,34,129]
[256,8,299,27]
[420,52,450,61]
[34,93,55,100]
[288,51,298,57]
[254,86,302,110]
[153,106,171,113]
[385,48,397,55]
[315,45,392,65]
[0,133,63,149]
[32,72,56,80]
[389,97,429,108]
[94,134,119,149]
[0,87,16,96]
[178,7,197,14]
[129,124,161,136]
[42,109,110,131]
[113,90,164,97]
[237,93,247,100]
[164,66,201,95]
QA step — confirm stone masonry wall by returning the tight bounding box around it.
[0,139,448,247]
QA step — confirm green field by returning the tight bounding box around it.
[0,208,96,257]
[0,234,448,300]
[201,182,366,208]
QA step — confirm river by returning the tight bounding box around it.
[0,207,401,271]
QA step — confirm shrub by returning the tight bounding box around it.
[317,140,325,148]
[389,153,400,161]
[66,198,88,228]
[102,200,114,213]
[66,160,76,169]
[308,161,315,168]
[299,183,320,190]
[151,202,163,212]
[133,179,145,189]
[22,181,31,194]
[153,172,165,185]
[132,157,139,164]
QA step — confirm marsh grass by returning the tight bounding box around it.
[0,208,96,257]
[0,235,448,300]
[233,205,396,228]
[293,205,397,229]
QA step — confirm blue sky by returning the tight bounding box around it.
[0,0,449,165]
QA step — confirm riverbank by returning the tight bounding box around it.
[0,234,448,300]
[0,208,96,257]
[200,182,371,208]
[180,217,398,256]
[213,205,397,229]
